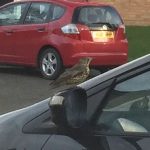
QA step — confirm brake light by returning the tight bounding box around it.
[116,25,127,40]
[61,24,79,34]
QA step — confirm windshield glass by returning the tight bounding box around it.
[104,71,150,111]
[115,71,150,92]
[75,6,123,27]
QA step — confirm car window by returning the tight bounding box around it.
[52,5,65,20]
[0,3,27,26]
[74,6,122,27]
[96,71,150,135]
[24,3,65,24]
[24,2,51,24]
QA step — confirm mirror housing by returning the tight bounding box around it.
[49,87,87,128]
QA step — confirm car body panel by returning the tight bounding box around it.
[43,135,87,150]
[0,25,16,61]
[11,23,49,65]
[0,99,50,149]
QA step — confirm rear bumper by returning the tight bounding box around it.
[70,52,128,66]
[58,39,128,67]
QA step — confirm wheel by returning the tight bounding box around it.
[39,48,63,80]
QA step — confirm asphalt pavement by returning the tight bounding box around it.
[0,65,101,115]
[0,65,65,115]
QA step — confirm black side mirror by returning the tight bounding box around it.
[49,87,87,128]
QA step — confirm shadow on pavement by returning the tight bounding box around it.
[0,65,41,78]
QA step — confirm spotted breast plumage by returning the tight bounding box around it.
[50,57,93,88]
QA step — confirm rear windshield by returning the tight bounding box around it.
[72,6,123,28]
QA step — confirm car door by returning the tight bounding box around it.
[12,2,52,65]
[90,65,150,150]
[0,2,28,63]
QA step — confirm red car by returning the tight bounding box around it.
[0,0,128,79]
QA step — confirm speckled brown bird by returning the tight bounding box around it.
[50,57,93,88]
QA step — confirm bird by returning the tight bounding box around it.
[49,57,93,89]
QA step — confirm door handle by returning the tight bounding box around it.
[4,30,14,34]
[37,27,45,32]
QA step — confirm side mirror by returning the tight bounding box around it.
[49,87,87,128]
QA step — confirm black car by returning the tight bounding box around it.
[1,54,150,150]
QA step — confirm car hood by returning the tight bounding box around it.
[0,98,50,125]
[0,98,51,149]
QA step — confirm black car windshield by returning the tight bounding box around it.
[73,6,123,28]
[115,71,150,92]
[104,71,150,111]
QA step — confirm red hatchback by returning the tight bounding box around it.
[0,0,128,79]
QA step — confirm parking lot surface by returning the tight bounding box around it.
[0,65,65,115]
[0,65,102,115]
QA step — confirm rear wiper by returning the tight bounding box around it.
[89,22,117,30]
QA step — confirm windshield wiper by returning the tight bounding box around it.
[88,22,117,30]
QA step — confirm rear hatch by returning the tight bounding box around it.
[61,5,127,65]
[72,5,126,42]
[71,5,127,65]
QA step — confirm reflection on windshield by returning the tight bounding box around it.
[115,71,150,92]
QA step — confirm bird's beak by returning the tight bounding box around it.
[88,57,93,62]
[87,57,93,65]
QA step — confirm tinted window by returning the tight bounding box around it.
[25,3,51,24]
[24,3,65,24]
[74,6,122,27]
[0,3,27,26]
[96,71,150,135]
[52,5,65,20]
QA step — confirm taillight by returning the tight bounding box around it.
[61,24,80,40]
[61,24,79,34]
[120,25,126,34]
[116,25,127,40]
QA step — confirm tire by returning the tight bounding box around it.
[39,48,63,80]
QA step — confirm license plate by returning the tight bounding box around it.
[91,31,114,41]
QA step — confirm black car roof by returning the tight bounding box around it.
[79,54,150,90]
